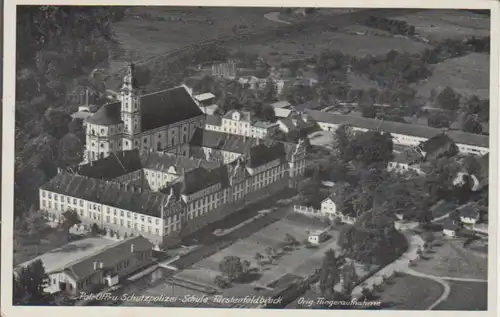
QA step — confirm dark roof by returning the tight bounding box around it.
[420,133,455,153]
[86,102,122,126]
[140,151,219,174]
[247,143,287,168]
[139,86,203,132]
[206,115,222,126]
[40,173,180,218]
[305,109,489,148]
[190,128,261,155]
[77,149,218,180]
[63,236,153,281]
[419,133,458,160]
[458,203,480,218]
[442,218,459,231]
[77,149,143,180]
[180,165,228,196]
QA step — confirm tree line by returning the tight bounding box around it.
[364,16,416,36]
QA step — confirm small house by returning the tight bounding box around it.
[442,219,460,237]
[308,230,328,245]
[458,203,481,226]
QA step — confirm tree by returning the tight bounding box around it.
[428,112,453,129]
[213,275,231,289]
[13,259,49,305]
[263,79,277,102]
[60,209,81,242]
[361,105,377,118]
[436,87,460,111]
[462,115,483,134]
[341,262,359,293]
[351,131,394,166]
[219,256,243,281]
[261,104,277,122]
[59,133,84,168]
[319,249,344,298]
[284,233,299,247]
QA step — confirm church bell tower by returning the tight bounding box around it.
[121,63,141,137]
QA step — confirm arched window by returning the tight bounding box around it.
[157,142,162,151]
[183,135,187,143]
[100,153,104,159]
[171,137,175,145]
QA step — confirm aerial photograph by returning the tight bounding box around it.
[11,6,490,310]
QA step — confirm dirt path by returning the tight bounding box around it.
[263,12,292,25]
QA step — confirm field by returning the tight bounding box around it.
[415,53,490,99]
[378,273,444,310]
[110,7,278,72]
[169,216,351,301]
[435,280,488,310]
[394,10,490,42]
[242,31,430,67]
[412,238,488,280]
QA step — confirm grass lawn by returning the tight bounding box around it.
[394,9,490,42]
[412,237,488,280]
[435,280,488,310]
[110,7,277,72]
[415,53,490,99]
[378,273,444,310]
[242,31,430,67]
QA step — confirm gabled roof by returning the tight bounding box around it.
[442,218,460,231]
[305,109,489,148]
[194,92,216,102]
[86,102,122,126]
[190,128,260,154]
[140,151,219,174]
[419,133,458,160]
[278,118,295,130]
[180,165,229,196]
[247,143,286,168]
[458,203,480,218]
[40,172,178,218]
[275,108,293,118]
[77,149,143,180]
[62,236,153,281]
[270,101,292,109]
[139,86,203,132]
[206,115,222,126]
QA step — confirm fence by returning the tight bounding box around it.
[293,205,321,216]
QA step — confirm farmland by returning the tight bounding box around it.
[394,9,490,42]
[415,53,490,99]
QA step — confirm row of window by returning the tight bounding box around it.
[40,192,179,224]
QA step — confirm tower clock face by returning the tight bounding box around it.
[123,88,130,95]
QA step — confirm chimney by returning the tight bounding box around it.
[130,244,135,253]
[99,262,104,269]
[93,261,98,270]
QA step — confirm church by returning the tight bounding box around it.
[84,63,206,162]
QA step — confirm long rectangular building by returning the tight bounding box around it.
[39,141,307,249]
[305,109,489,155]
